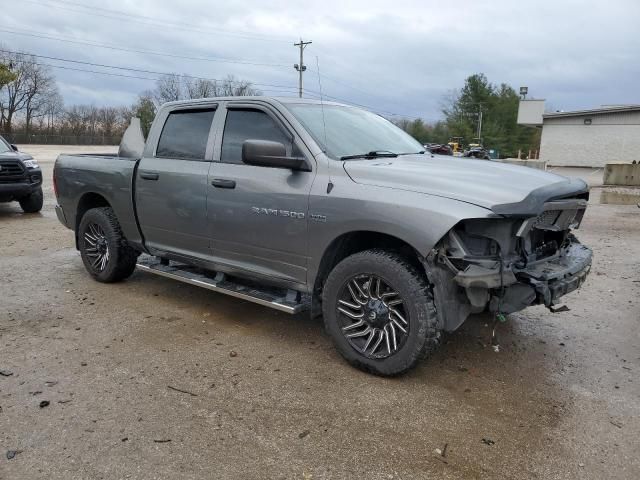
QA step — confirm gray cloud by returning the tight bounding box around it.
[5,0,640,120]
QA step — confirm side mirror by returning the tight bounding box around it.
[10,144,18,152]
[242,140,310,172]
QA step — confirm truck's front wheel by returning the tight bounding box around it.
[78,207,139,283]
[322,249,441,376]
[19,187,43,213]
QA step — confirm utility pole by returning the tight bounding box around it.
[477,107,483,145]
[294,39,312,98]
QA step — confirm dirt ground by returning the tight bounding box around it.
[1,146,639,479]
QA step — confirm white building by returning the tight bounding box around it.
[517,102,640,167]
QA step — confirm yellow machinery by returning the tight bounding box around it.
[448,137,464,155]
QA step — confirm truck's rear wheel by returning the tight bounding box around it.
[19,187,43,213]
[78,207,139,283]
[322,249,441,376]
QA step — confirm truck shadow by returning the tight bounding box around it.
[121,271,571,475]
[0,203,43,218]
[125,268,566,390]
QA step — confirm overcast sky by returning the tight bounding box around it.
[4,0,639,121]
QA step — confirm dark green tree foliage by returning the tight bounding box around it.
[444,74,540,157]
[132,94,156,138]
[392,118,451,145]
[0,63,17,90]
[395,74,540,158]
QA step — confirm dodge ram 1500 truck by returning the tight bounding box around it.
[53,97,592,376]
[0,137,43,213]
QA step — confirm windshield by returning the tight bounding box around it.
[0,137,12,154]
[285,104,424,159]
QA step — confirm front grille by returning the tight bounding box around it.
[532,209,580,231]
[531,198,587,232]
[532,209,561,229]
[0,161,25,176]
[523,200,587,262]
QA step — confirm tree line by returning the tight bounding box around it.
[0,47,260,144]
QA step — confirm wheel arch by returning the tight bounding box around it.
[311,230,426,313]
[74,192,111,249]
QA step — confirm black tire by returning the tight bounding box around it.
[78,207,139,283]
[19,187,43,213]
[322,249,441,376]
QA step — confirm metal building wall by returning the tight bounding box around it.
[540,111,640,167]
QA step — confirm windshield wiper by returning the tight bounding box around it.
[397,151,426,155]
[340,150,398,160]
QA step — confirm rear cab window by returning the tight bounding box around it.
[156,109,216,160]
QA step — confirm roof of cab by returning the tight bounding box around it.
[161,96,350,109]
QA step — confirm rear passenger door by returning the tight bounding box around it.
[135,106,217,258]
[206,103,315,286]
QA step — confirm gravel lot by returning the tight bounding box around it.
[1,146,639,479]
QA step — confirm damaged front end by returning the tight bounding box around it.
[427,194,592,332]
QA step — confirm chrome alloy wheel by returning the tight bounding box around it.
[83,222,110,272]
[337,275,409,359]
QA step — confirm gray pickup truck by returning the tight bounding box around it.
[54,97,592,375]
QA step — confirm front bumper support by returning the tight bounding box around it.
[516,242,592,306]
[453,241,592,312]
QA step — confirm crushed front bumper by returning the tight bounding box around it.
[515,242,592,307]
[453,241,592,313]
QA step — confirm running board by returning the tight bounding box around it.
[135,255,310,314]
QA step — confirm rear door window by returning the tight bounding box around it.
[156,109,216,160]
[220,109,291,164]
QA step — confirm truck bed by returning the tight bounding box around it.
[54,154,142,247]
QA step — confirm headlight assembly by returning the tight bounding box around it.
[22,159,39,169]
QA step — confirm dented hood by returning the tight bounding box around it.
[343,154,588,216]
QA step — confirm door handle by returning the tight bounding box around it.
[211,178,236,189]
[139,171,159,181]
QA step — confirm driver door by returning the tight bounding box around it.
[206,103,316,286]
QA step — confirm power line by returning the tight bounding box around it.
[46,0,292,42]
[20,0,291,43]
[13,3,426,118]
[301,88,423,120]
[14,57,421,118]
[0,48,298,91]
[3,48,425,119]
[16,60,301,98]
[306,67,378,100]
[0,28,290,68]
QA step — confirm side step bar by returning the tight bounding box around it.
[135,255,310,314]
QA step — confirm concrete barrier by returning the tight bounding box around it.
[603,163,640,186]
[497,158,547,170]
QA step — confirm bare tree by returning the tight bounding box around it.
[43,92,64,133]
[0,51,33,133]
[153,74,183,105]
[0,50,59,134]
[153,73,260,104]
[185,78,217,99]
[99,107,119,137]
[24,64,57,134]
[218,74,260,96]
